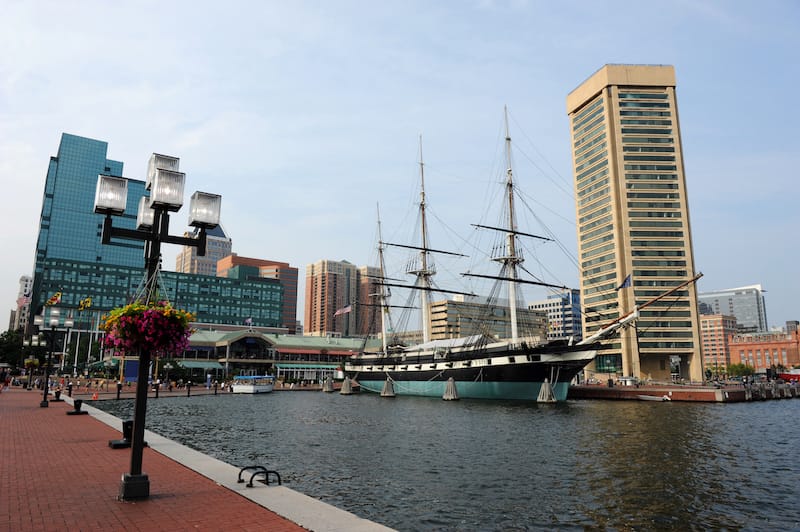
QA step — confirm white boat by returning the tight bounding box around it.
[231,375,275,394]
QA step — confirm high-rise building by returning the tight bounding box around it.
[304,260,362,337]
[217,254,299,331]
[566,64,702,382]
[28,134,286,339]
[528,289,583,342]
[698,285,768,333]
[176,225,232,277]
[430,295,546,341]
[699,314,737,377]
[357,265,381,337]
[31,133,142,314]
[12,275,33,332]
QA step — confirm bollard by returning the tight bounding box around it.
[109,419,134,449]
[66,399,89,416]
[154,384,159,399]
[53,389,63,402]
[214,382,218,395]
[116,382,122,400]
[67,383,73,397]
[187,382,192,397]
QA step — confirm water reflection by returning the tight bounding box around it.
[97,393,800,531]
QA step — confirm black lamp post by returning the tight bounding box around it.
[22,336,41,389]
[33,308,74,407]
[94,153,221,501]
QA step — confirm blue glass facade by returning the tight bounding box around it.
[37,259,282,327]
[31,133,285,333]
[33,134,146,312]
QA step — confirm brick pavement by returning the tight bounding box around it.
[0,386,305,531]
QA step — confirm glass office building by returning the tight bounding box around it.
[30,133,284,332]
[698,285,768,334]
[38,259,283,327]
[32,133,145,311]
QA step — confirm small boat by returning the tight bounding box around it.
[231,375,275,394]
[637,394,671,402]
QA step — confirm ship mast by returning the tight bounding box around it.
[408,135,434,343]
[376,204,390,353]
[492,106,523,342]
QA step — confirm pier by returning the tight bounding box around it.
[569,381,800,402]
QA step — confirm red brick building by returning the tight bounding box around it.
[700,314,737,377]
[728,330,800,372]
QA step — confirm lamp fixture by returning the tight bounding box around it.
[188,191,222,228]
[94,175,128,215]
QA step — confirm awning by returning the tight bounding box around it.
[274,364,339,370]
[178,360,224,370]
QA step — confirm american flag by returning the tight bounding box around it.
[333,305,352,317]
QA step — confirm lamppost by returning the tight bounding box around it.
[22,336,41,389]
[163,362,173,390]
[94,153,220,500]
[33,308,74,407]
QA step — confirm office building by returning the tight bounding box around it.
[729,330,800,373]
[528,289,583,342]
[305,259,374,337]
[28,133,286,344]
[30,133,143,314]
[356,265,381,337]
[566,64,702,382]
[217,254,299,331]
[699,314,737,377]
[12,275,33,332]
[698,285,768,333]
[37,258,283,328]
[176,225,232,277]
[430,295,546,341]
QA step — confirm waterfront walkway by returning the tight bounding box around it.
[0,386,392,531]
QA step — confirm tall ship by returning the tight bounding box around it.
[345,109,610,402]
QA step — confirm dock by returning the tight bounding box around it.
[569,381,800,402]
[0,385,393,531]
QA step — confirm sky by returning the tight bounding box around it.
[1,0,799,330]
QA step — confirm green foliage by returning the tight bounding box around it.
[727,363,755,377]
[0,329,22,365]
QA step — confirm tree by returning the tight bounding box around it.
[727,363,755,378]
[0,329,22,366]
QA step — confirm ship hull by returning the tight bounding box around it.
[345,341,597,402]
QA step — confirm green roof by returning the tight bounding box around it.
[187,330,381,351]
[274,363,339,370]
[178,360,224,369]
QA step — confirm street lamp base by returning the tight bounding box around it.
[39,400,49,408]
[119,473,150,500]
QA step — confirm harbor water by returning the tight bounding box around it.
[96,392,800,531]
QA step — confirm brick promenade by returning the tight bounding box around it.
[0,386,305,531]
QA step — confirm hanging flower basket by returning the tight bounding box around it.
[100,301,195,356]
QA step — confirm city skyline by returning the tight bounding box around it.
[2,2,799,329]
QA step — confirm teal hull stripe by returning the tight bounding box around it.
[357,380,570,401]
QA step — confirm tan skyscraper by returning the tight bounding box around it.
[566,64,702,382]
[304,259,359,337]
